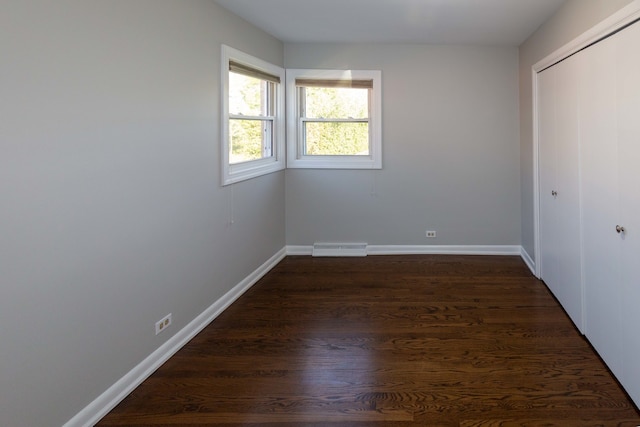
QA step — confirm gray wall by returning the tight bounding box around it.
[518,0,635,260]
[0,1,284,426]
[285,44,520,246]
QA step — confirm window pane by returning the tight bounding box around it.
[229,72,268,116]
[229,119,271,164]
[304,122,369,155]
[304,87,368,119]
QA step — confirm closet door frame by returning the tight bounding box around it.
[531,1,640,281]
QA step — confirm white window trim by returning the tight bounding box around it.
[286,69,382,169]
[221,45,285,185]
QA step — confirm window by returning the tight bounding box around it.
[221,45,285,185]
[286,69,382,169]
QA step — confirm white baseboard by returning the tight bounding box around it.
[288,244,522,256]
[64,247,287,427]
[520,247,536,275]
[366,245,522,256]
[286,245,313,255]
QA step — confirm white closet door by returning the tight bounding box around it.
[553,54,582,330]
[616,21,640,404]
[538,67,560,296]
[538,55,583,331]
[579,34,623,378]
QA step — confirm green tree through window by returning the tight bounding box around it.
[303,87,369,155]
[228,72,272,164]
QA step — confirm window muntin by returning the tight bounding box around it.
[286,69,382,169]
[221,46,285,185]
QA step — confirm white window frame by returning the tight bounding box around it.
[221,45,285,185]
[286,69,382,169]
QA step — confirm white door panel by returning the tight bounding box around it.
[538,55,583,331]
[554,54,583,330]
[538,67,559,295]
[579,35,623,377]
[616,21,640,404]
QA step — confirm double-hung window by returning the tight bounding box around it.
[286,69,382,169]
[221,45,285,185]
[222,48,381,178]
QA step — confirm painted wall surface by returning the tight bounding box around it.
[284,44,520,246]
[518,0,635,261]
[0,1,284,426]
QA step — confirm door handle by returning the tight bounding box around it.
[551,190,558,196]
[616,225,626,234]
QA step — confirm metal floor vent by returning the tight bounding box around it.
[312,242,368,257]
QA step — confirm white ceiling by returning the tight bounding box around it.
[214,0,566,46]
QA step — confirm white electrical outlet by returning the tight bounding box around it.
[426,230,437,238]
[155,313,172,335]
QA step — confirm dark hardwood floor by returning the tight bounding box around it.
[97,255,640,426]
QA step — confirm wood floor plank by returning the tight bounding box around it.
[97,255,640,426]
